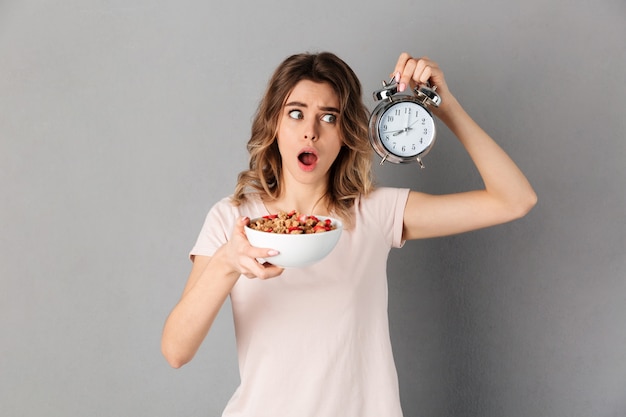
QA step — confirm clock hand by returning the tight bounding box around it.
[392,117,424,136]
[392,123,417,136]
[393,128,410,136]
[389,115,409,136]
[408,117,423,128]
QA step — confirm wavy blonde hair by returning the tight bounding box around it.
[232,52,374,227]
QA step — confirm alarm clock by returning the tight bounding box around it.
[368,78,441,167]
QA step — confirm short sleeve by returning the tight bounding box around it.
[189,196,240,259]
[390,188,410,248]
[357,187,410,249]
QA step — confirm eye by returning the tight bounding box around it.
[321,113,337,124]
[288,109,303,120]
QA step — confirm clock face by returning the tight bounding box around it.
[377,101,435,157]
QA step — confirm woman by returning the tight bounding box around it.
[162,52,537,416]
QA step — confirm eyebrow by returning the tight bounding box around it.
[284,101,340,113]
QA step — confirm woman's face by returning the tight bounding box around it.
[276,80,343,188]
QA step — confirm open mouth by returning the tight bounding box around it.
[298,151,318,167]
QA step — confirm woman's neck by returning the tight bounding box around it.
[263,182,330,216]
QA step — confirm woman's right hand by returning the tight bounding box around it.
[220,216,285,280]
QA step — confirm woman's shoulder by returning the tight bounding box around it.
[356,187,410,223]
[207,192,267,220]
[351,187,410,248]
[359,186,410,206]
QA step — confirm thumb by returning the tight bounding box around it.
[230,216,250,241]
[236,216,250,234]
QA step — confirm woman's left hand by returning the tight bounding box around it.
[392,53,451,106]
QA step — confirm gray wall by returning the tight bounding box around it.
[1,1,624,416]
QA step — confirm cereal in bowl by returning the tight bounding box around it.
[249,211,336,234]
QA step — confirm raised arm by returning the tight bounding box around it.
[392,53,537,240]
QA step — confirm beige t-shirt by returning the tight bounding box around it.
[190,187,410,417]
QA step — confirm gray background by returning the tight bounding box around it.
[1,0,625,416]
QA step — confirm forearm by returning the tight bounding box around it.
[161,250,239,368]
[435,96,537,215]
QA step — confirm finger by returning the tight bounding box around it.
[241,258,284,280]
[413,57,432,84]
[392,52,412,79]
[245,245,280,259]
[257,263,285,280]
[392,52,415,92]
[398,58,418,92]
[394,54,434,92]
[234,247,279,278]
[239,255,267,278]
[404,58,444,93]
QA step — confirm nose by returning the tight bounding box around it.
[303,120,319,142]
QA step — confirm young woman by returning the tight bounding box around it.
[162,52,537,416]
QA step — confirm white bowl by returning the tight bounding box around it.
[244,215,343,268]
